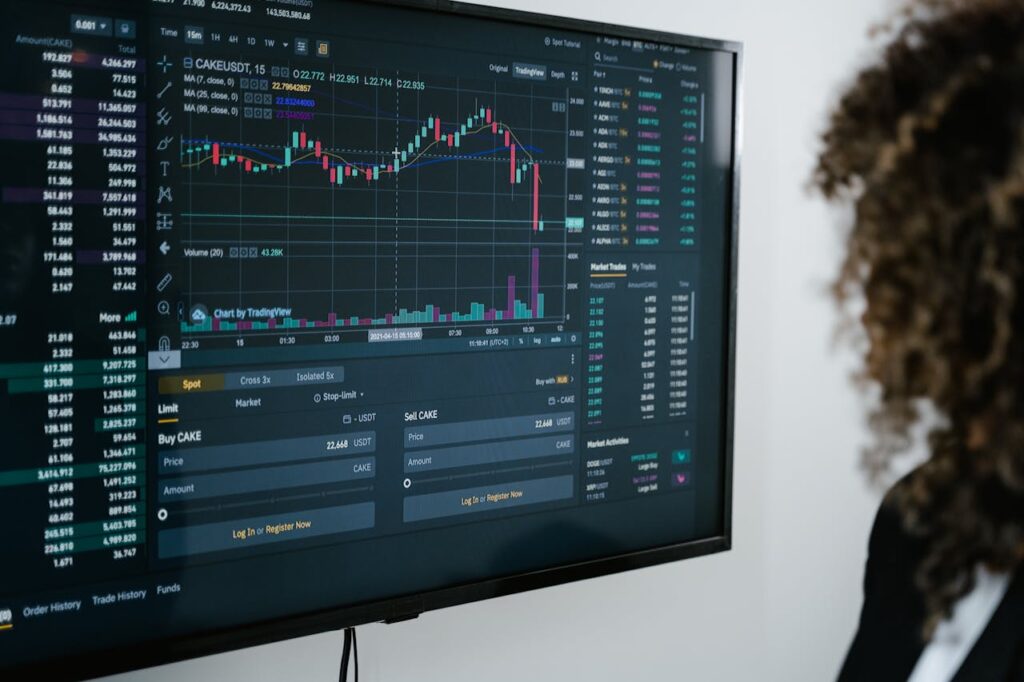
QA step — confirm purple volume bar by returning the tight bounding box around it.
[531,248,539,317]
[507,275,516,318]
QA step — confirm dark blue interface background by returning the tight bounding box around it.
[0,0,736,669]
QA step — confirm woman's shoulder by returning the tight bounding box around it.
[837,473,931,681]
[863,470,928,588]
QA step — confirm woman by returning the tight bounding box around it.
[814,0,1024,679]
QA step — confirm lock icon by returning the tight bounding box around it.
[158,336,171,352]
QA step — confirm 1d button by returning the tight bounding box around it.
[671,449,691,465]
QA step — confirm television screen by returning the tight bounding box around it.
[0,0,739,676]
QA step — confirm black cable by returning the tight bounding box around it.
[338,627,351,682]
[352,627,359,681]
[338,627,359,682]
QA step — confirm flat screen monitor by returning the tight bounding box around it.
[0,0,740,677]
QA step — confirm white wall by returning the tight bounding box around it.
[105,1,893,679]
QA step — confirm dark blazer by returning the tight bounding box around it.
[838,502,1024,681]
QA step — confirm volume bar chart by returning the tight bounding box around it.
[182,249,546,332]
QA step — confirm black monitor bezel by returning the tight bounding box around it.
[6,0,742,678]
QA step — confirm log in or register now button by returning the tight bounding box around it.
[158,503,375,558]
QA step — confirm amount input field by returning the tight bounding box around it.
[158,457,375,502]
[159,432,376,473]
[404,412,574,449]
[404,434,574,474]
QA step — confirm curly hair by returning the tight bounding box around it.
[814,0,1024,638]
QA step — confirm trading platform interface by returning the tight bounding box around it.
[0,0,736,671]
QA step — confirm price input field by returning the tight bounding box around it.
[404,434,574,474]
[159,431,376,473]
[404,412,574,449]
[158,457,376,502]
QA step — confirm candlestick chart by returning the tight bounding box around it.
[176,72,582,341]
